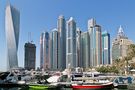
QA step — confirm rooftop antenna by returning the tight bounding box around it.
[28,32,33,43]
[6,0,10,6]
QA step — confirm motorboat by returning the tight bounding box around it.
[71,81,114,90]
[71,71,114,90]
[29,84,48,90]
[0,71,27,87]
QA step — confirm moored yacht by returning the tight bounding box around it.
[70,68,114,90]
[0,71,27,87]
[71,81,114,90]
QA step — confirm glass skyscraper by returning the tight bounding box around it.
[57,15,66,70]
[88,19,102,67]
[50,29,58,70]
[40,33,44,69]
[66,17,77,68]
[40,32,50,70]
[102,31,110,65]
[5,3,20,70]
[76,28,82,67]
[81,31,90,68]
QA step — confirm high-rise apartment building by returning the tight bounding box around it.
[40,33,44,69]
[40,32,50,70]
[5,3,20,70]
[50,29,58,70]
[102,31,110,65]
[81,31,90,68]
[57,15,66,70]
[76,28,82,67]
[66,17,77,68]
[24,42,36,70]
[112,26,133,61]
[88,19,102,67]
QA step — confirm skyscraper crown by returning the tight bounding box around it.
[59,15,64,19]
[68,17,74,22]
[88,18,96,27]
[117,25,125,37]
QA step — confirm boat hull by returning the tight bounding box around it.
[0,83,28,88]
[72,82,114,90]
[28,84,59,90]
[29,84,48,90]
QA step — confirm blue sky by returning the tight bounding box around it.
[0,0,135,71]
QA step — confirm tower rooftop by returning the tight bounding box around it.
[117,25,127,39]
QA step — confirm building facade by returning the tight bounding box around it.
[76,28,82,67]
[112,26,133,61]
[40,33,44,69]
[66,17,77,68]
[50,29,58,70]
[88,19,102,67]
[40,32,50,70]
[5,3,20,70]
[81,31,90,68]
[102,31,110,65]
[57,15,66,70]
[24,42,36,70]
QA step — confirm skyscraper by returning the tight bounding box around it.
[40,32,50,70]
[76,28,82,67]
[81,31,90,68]
[40,33,44,69]
[5,3,20,70]
[24,42,36,70]
[112,26,133,61]
[102,31,110,65]
[50,29,58,70]
[88,19,102,67]
[66,17,77,68]
[57,15,66,70]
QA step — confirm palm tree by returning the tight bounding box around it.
[113,58,120,67]
[113,58,124,75]
[122,44,135,75]
[123,56,131,75]
[112,44,135,75]
[127,44,135,69]
[128,44,135,57]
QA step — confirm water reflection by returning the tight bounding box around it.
[0,87,21,90]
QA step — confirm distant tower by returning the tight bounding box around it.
[24,42,36,70]
[5,2,20,70]
[40,32,50,70]
[112,26,133,61]
[88,18,102,67]
[50,29,58,70]
[81,31,90,68]
[24,32,36,70]
[102,31,110,65]
[66,17,77,68]
[40,33,44,69]
[57,15,66,70]
[76,28,82,67]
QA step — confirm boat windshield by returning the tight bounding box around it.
[0,72,10,80]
